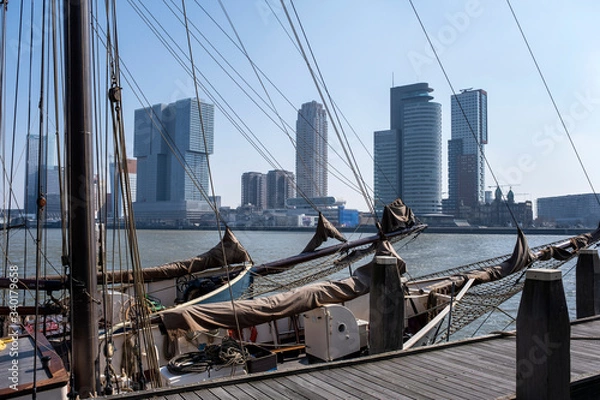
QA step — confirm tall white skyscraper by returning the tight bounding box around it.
[295,101,328,199]
[133,98,214,223]
[374,83,442,215]
[448,89,488,212]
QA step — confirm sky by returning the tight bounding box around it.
[3,1,600,215]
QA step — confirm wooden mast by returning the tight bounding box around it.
[64,0,98,397]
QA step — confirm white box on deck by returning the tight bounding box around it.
[303,304,361,362]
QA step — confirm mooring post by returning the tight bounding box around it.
[369,255,404,354]
[576,249,600,318]
[516,269,570,399]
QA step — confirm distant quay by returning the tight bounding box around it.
[127,223,592,236]
[232,225,592,236]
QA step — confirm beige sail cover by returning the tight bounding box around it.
[380,198,416,234]
[160,240,405,337]
[425,228,534,296]
[302,213,347,253]
[101,227,252,283]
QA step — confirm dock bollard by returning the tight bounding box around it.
[576,249,600,318]
[516,269,570,399]
[369,255,404,355]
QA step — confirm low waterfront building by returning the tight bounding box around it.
[537,193,600,228]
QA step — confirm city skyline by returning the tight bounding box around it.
[3,2,600,215]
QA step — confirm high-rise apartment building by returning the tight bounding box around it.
[109,158,137,218]
[374,83,442,215]
[25,135,41,216]
[24,135,64,218]
[240,169,295,211]
[133,98,214,223]
[295,101,327,199]
[266,169,295,209]
[241,172,267,210]
[447,89,488,213]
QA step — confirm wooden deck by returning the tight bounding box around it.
[107,316,600,400]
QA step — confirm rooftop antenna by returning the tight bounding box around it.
[392,72,394,87]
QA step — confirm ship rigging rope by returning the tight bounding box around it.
[99,0,163,389]
[96,1,227,224]
[429,239,595,343]
[2,0,24,295]
[181,0,249,359]
[408,0,520,229]
[0,0,62,305]
[167,338,249,374]
[256,0,380,211]
[287,0,375,217]
[127,0,365,213]
[240,230,419,299]
[504,0,600,208]
[190,0,367,205]
[281,0,376,218]
[215,0,320,212]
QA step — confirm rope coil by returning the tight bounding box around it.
[166,337,249,375]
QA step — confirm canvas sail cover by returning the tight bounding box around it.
[301,213,347,253]
[380,198,416,234]
[160,239,405,337]
[425,228,534,296]
[537,225,600,261]
[101,227,252,283]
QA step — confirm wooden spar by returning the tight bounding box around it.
[403,278,475,349]
[251,224,427,275]
[64,0,98,397]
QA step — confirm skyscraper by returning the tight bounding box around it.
[109,158,137,218]
[295,101,327,199]
[25,135,41,216]
[374,83,442,215]
[241,172,266,210]
[266,169,295,209]
[447,89,488,212]
[133,98,214,223]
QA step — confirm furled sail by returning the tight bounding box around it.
[380,198,416,233]
[301,212,347,253]
[160,240,404,337]
[100,227,252,283]
[424,228,534,296]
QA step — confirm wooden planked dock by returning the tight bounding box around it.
[107,316,600,400]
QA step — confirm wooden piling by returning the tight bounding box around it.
[576,249,600,318]
[369,255,404,354]
[516,269,570,399]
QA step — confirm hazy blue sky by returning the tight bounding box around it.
[4,1,600,214]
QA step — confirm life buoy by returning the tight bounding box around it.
[249,326,258,342]
[228,326,258,342]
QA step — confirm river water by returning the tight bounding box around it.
[3,228,584,339]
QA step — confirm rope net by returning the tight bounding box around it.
[428,239,588,343]
[239,232,417,299]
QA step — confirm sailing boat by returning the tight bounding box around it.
[0,2,424,396]
[2,1,600,399]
